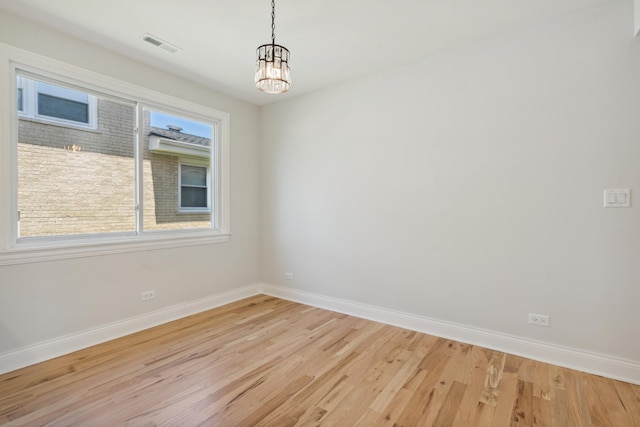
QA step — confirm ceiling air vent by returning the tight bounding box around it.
[142,34,181,54]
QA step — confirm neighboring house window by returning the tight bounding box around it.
[17,76,97,129]
[180,163,210,212]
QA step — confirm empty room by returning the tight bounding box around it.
[0,0,639,425]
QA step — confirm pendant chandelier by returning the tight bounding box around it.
[255,0,291,94]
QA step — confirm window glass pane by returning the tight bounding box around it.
[181,187,207,208]
[143,108,213,230]
[181,165,206,186]
[37,81,88,103]
[17,88,23,111]
[17,73,136,238]
[38,93,89,123]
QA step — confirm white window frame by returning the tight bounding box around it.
[178,160,211,213]
[17,75,98,130]
[0,43,231,266]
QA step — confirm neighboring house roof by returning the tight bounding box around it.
[149,126,210,147]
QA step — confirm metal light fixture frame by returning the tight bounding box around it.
[255,0,291,94]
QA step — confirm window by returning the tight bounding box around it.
[0,47,230,262]
[17,75,136,239]
[16,73,218,238]
[17,76,97,129]
[180,163,210,211]
[144,109,214,230]
[38,81,90,123]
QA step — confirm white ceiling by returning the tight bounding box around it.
[0,0,612,105]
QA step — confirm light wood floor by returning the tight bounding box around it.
[1,295,639,426]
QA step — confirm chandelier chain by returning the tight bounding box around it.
[271,0,276,44]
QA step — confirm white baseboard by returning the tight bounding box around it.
[0,284,262,375]
[261,283,640,385]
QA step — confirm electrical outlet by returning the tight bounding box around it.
[284,272,293,280]
[141,290,155,301]
[528,313,550,327]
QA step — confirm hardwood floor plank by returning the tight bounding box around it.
[512,379,534,425]
[533,361,551,401]
[255,358,357,425]
[550,383,570,427]
[292,405,327,426]
[584,374,633,427]
[613,379,640,425]
[368,346,425,413]
[0,295,638,426]
[317,385,377,426]
[532,396,552,427]
[417,342,471,427]
[470,401,496,427]
[375,387,414,427]
[220,374,314,427]
[486,370,519,426]
[353,408,387,426]
[479,350,506,406]
[451,346,492,427]
[431,380,468,427]
[564,370,594,427]
[394,338,457,426]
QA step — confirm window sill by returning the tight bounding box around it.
[0,232,231,266]
[177,209,211,214]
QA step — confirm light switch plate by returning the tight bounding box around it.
[603,189,631,208]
